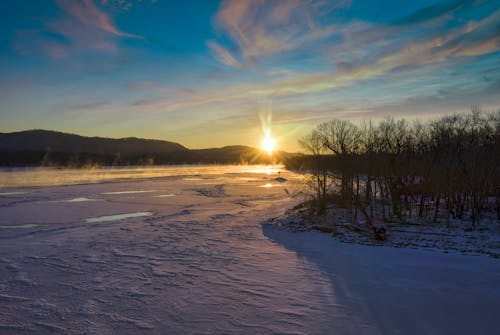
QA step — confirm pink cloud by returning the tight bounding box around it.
[13,0,141,59]
[211,0,343,66]
[207,41,243,68]
[47,19,118,53]
[41,41,69,59]
[55,0,138,38]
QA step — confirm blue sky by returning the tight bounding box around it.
[1,0,499,151]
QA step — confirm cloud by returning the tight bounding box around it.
[131,7,500,114]
[12,30,70,59]
[55,0,138,38]
[133,1,499,125]
[207,41,242,68]
[68,101,110,110]
[360,9,500,69]
[12,0,140,59]
[392,0,470,26]
[100,0,156,11]
[41,41,70,59]
[211,0,342,66]
[45,18,118,54]
[364,78,500,118]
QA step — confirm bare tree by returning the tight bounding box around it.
[290,109,499,237]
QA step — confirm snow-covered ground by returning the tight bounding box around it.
[0,166,499,334]
[270,203,500,258]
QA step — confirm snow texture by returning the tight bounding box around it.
[0,165,499,334]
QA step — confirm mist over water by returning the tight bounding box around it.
[0,165,284,189]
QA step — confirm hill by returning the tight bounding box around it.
[0,129,187,155]
[0,130,293,166]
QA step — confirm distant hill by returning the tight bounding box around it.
[0,130,294,166]
[0,129,187,155]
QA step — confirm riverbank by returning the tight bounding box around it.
[267,202,500,258]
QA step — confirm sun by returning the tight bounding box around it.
[261,135,276,155]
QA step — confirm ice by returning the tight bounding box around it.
[65,197,98,202]
[0,165,499,334]
[0,192,27,196]
[0,224,39,229]
[85,212,154,223]
[260,183,283,188]
[102,190,156,195]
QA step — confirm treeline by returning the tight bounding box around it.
[0,146,285,167]
[288,109,500,233]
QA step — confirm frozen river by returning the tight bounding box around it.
[0,166,499,334]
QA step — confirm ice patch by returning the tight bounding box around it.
[65,197,98,202]
[85,212,153,223]
[260,183,282,188]
[154,194,176,197]
[0,192,27,196]
[102,190,156,195]
[0,224,38,229]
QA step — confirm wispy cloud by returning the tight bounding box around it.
[68,101,110,111]
[207,41,242,68]
[12,30,70,59]
[136,2,499,123]
[55,0,139,38]
[13,0,140,59]
[392,0,470,26]
[206,0,499,92]
[100,0,156,11]
[239,5,500,98]
[327,6,500,80]
[211,0,343,66]
[64,101,111,115]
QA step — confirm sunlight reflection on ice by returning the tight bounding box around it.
[154,194,176,197]
[244,167,281,175]
[85,212,153,223]
[102,190,156,195]
[0,192,27,196]
[65,197,99,202]
[260,183,282,188]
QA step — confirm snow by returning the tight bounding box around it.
[85,212,154,223]
[271,202,500,258]
[0,165,499,334]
